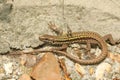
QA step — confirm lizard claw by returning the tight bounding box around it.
[48,21,63,35]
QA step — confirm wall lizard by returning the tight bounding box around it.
[38,22,120,65]
[39,31,108,65]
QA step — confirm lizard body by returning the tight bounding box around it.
[39,31,108,65]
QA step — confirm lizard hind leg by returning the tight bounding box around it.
[103,34,118,45]
[85,42,96,59]
[75,42,96,60]
[83,41,98,59]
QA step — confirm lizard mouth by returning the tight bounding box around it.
[39,34,55,41]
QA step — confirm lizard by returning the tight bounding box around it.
[39,31,108,65]
[39,22,120,65]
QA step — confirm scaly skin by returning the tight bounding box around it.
[39,31,108,65]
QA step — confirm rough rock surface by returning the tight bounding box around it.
[0,1,120,53]
[0,0,120,80]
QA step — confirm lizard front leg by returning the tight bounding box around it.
[48,22,63,35]
[47,22,69,51]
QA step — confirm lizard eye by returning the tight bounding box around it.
[45,38,48,40]
[52,41,54,43]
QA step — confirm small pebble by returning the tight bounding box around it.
[75,63,85,77]
[95,62,112,80]
[3,62,13,75]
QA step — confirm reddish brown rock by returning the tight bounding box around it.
[18,74,31,80]
[108,52,120,63]
[30,52,62,80]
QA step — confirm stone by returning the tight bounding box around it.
[95,62,112,80]
[30,52,62,80]
[108,52,120,63]
[18,74,31,80]
[89,67,94,75]
[75,63,85,77]
[20,54,37,67]
[3,62,13,75]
